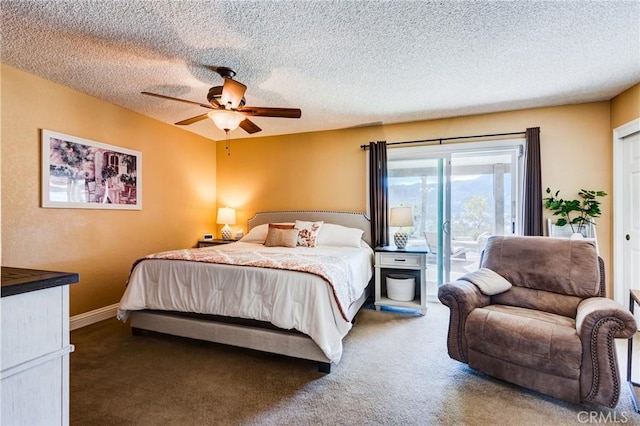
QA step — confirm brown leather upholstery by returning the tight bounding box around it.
[438,236,637,407]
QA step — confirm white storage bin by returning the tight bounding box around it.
[386,274,415,302]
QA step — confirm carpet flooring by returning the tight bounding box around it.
[70,302,639,425]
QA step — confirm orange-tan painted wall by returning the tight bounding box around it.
[217,102,615,291]
[2,61,636,316]
[1,64,217,316]
[611,83,640,130]
[215,126,383,231]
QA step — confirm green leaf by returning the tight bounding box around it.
[543,188,607,227]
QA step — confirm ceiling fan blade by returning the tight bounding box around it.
[141,91,214,110]
[175,113,210,126]
[221,79,247,109]
[239,118,262,134]
[240,107,302,119]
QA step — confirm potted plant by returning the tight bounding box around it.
[543,188,607,237]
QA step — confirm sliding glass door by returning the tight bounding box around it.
[387,139,524,300]
[388,155,448,297]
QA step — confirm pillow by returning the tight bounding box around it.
[268,223,295,230]
[264,227,299,247]
[295,220,323,247]
[239,223,294,243]
[316,223,364,248]
[459,268,513,296]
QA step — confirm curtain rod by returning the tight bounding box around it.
[360,131,526,150]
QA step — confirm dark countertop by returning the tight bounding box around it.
[1,266,79,297]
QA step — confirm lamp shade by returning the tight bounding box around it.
[216,207,236,225]
[390,206,413,227]
[207,110,244,132]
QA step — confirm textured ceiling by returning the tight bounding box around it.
[1,1,639,141]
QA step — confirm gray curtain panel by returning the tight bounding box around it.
[368,141,389,247]
[523,127,543,236]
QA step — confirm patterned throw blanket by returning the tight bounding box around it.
[133,247,357,321]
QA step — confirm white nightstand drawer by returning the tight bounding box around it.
[378,253,421,267]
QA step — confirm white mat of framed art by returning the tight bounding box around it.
[41,130,141,210]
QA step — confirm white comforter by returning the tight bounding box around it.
[117,242,373,363]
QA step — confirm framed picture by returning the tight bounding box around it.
[546,218,596,239]
[42,130,142,210]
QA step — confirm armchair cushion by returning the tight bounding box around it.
[466,305,581,379]
[459,268,512,296]
[481,236,600,298]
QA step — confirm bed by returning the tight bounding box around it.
[117,210,373,372]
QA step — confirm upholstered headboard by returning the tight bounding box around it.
[247,210,372,247]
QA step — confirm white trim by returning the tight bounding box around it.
[69,303,119,331]
[613,118,640,304]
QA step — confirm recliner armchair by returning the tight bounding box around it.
[438,236,637,407]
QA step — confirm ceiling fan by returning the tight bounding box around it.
[141,67,301,135]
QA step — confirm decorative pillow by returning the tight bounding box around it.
[459,268,513,296]
[294,220,324,247]
[268,223,295,230]
[239,223,294,243]
[264,227,299,247]
[316,223,364,247]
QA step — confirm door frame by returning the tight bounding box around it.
[613,117,640,304]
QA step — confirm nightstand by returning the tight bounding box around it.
[374,246,428,315]
[197,239,236,248]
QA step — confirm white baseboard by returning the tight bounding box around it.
[70,303,119,331]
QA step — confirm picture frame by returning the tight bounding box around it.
[546,218,599,253]
[42,130,142,210]
[546,218,595,239]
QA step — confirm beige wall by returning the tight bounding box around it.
[217,102,616,291]
[611,83,640,130]
[1,65,217,316]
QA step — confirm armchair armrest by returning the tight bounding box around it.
[576,297,637,407]
[438,280,490,363]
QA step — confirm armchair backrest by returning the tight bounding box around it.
[480,236,602,318]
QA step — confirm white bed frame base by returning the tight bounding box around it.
[131,311,330,362]
[129,211,372,373]
[130,285,369,372]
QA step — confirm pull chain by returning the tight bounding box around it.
[225,130,231,156]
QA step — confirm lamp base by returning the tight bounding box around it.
[394,231,409,249]
[221,224,233,240]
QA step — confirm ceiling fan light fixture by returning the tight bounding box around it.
[207,109,244,132]
[142,67,300,135]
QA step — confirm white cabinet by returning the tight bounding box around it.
[1,268,78,426]
[374,247,428,315]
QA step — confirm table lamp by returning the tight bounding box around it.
[390,206,413,249]
[217,207,236,240]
